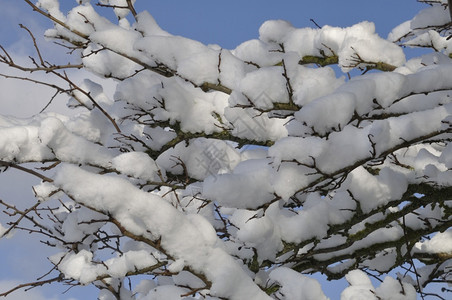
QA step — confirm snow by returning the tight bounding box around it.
[345,269,374,287]
[269,136,325,165]
[259,20,405,72]
[296,66,452,137]
[141,285,190,300]
[176,48,220,85]
[233,39,282,67]
[134,279,156,295]
[236,213,283,261]
[172,271,205,289]
[113,70,163,108]
[295,91,357,135]
[136,35,209,70]
[316,126,371,173]
[218,50,248,88]
[271,163,318,201]
[259,20,295,44]
[336,22,405,72]
[388,20,411,43]
[290,65,344,106]
[38,117,114,167]
[70,79,112,109]
[156,138,241,180]
[105,250,158,278]
[269,267,329,300]
[0,114,100,163]
[0,125,45,162]
[159,79,229,134]
[53,164,270,299]
[67,4,107,36]
[439,142,452,168]
[389,5,450,43]
[264,196,345,244]
[52,250,104,284]
[65,110,115,144]
[224,107,289,141]
[135,11,171,37]
[202,158,275,209]
[239,67,289,109]
[413,230,452,254]
[410,5,450,28]
[105,0,137,19]
[348,167,408,214]
[342,270,416,300]
[82,43,142,79]
[112,151,163,182]
[375,276,417,300]
[37,0,66,21]
[389,4,452,55]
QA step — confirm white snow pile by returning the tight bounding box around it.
[341,270,416,300]
[389,3,452,54]
[258,20,405,72]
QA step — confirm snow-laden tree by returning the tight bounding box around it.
[0,0,451,299]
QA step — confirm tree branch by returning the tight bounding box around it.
[0,275,63,297]
[0,161,53,182]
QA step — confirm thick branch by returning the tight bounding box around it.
[299,55,397,72]
[449,0,452,21]
[299,55,338,67]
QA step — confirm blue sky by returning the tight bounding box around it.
[0,1,431,299]
[1,1,426,50]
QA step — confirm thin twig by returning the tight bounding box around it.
[0,201,41,239]
[19,24,44,65]
[126,0,137,20]
[310,18,321,29]
[0,275,63,297]
[0,161,53,182]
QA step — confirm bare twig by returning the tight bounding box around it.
[126,0,137,19]
[0,275,63,297]
[310,18,321,29]
[0,200,41,240]
[0,161,53,182]
[95,0,137,20]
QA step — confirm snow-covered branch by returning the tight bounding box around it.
[0,0,451,299]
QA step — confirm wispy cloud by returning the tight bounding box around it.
[0,2,49,54]
[0,65,72,118]
[0,1,75,118]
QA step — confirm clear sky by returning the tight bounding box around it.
[0,1,430,299]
